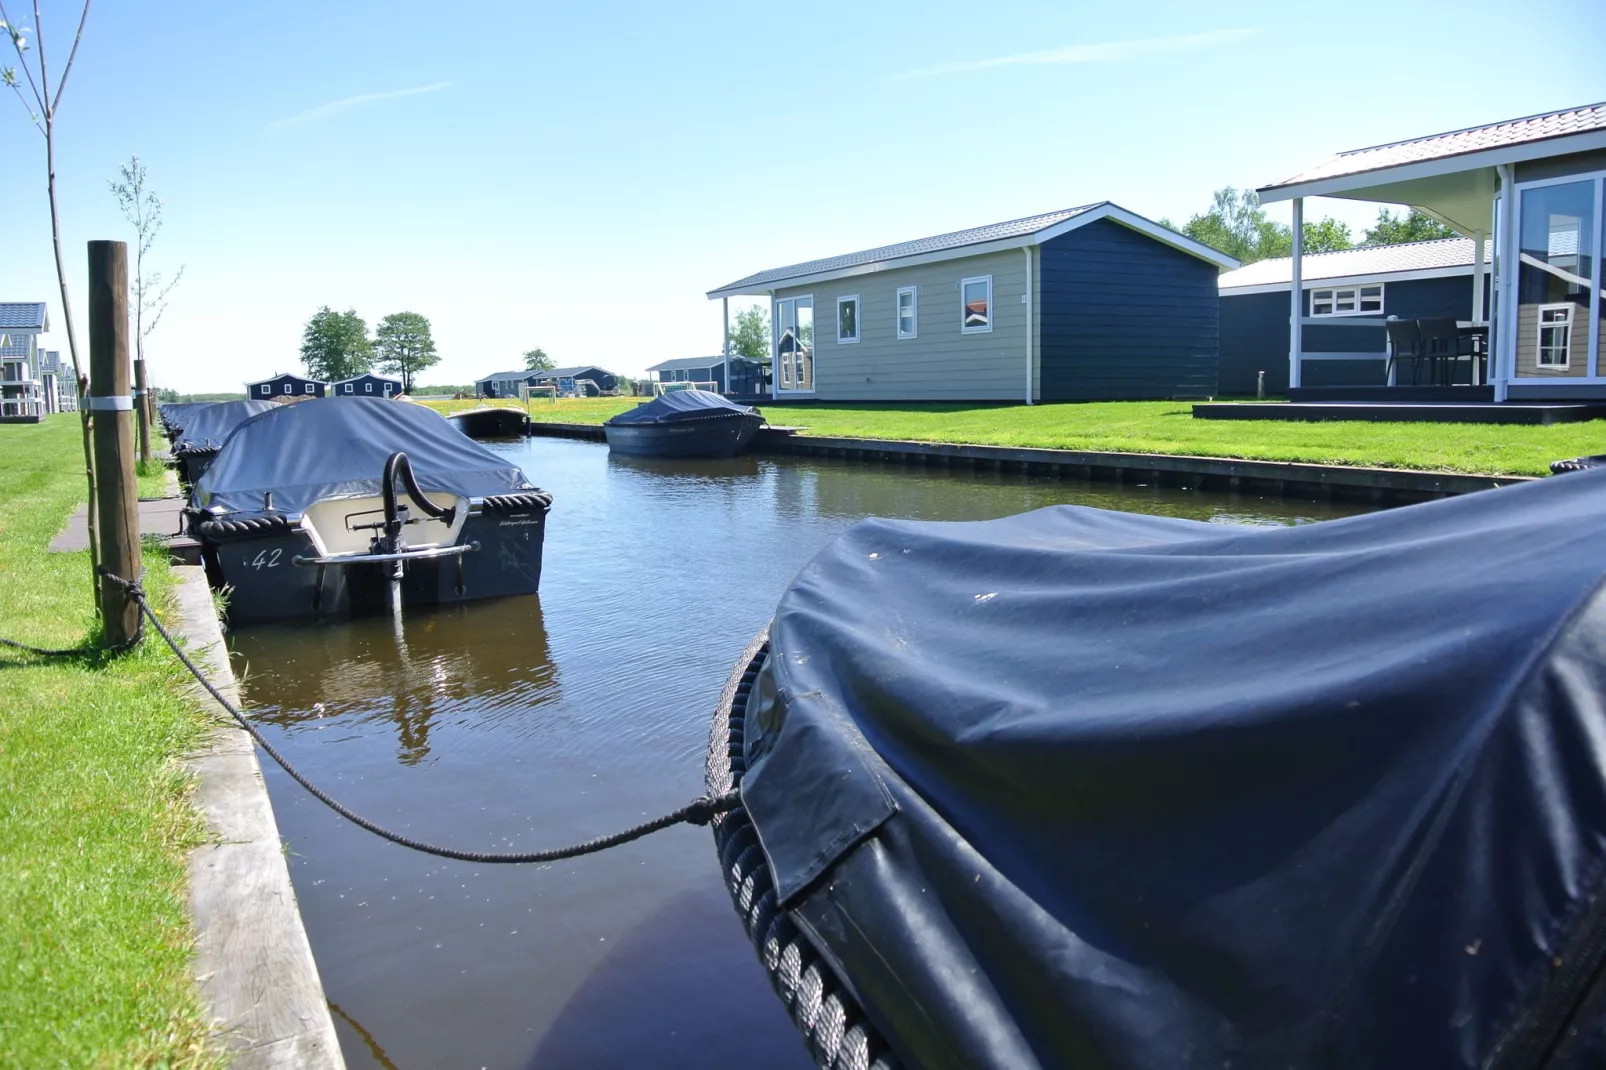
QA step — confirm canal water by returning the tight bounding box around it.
[230,437,1373,1069]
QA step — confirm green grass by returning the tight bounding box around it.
[446,396,1606,477]
[0,415,220,1069]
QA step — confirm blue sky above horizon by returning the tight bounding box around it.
[2,0,1603,391]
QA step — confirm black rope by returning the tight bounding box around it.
[0,571,147,659]
[95,570,739,864]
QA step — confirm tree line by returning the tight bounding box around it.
[1161,188,1457,266]
[299,308,440,392]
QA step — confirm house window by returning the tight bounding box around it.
[304,383,315,394]
[1310,284,1385,317]
[961,276,992,333]
[837,296,860,343]
[344,384,353,394]
[897,286,917,339]
[365,382,373,393]
[260,385,270,396]
[283,382,292,394]
[1538,305,1573,367]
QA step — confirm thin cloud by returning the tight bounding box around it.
[895,28,1257,79]
[266,81,452,131]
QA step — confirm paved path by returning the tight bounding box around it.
[49,496,186,553]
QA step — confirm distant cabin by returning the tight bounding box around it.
[247,372,328,399]
[647,355,767,396]
[0,301,50,422]
[706,202,1238,402]
[1218,239,1492,396]
[529,365,619,393]
[332,373,403,398]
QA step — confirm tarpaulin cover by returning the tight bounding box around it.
[741,469,1606,1070]
[157,401,215,433]
[169,399,277,450]
[604,388,757,425]
[194,397,535,517]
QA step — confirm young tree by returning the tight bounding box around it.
[1363,207,1457,246]
[524,347,553,372]
[4,0,99,592]
[373,311,439,392]
[299,307,373,381]
[109,154,184,459]
[1164,188,1351,264]
[728,305,770,359]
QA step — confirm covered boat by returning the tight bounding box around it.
[603,389,762,458]
[709,469,1606,1070]
[447,406,529,439]
[190,397,551,625]
[157,400,213,437]
[170,399,278,486]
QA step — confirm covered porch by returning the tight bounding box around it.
[1252,103,1606,412]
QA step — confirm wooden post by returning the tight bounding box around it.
[133,357,152,464]
[88,240,142,647]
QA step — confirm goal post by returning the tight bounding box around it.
[658,380,720,395]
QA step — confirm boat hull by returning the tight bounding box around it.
[602,413,762,459]
[447,408,529,439]
[202,505,547,625]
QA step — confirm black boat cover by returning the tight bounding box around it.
[194,397,536,517]
[170,399,278,452]
[604,389,757,425]
[742,469,1606,1070]
[157,401,213,433]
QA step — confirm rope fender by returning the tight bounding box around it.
[171,443,220,459]
[195,514,295,540]
[1550,455,1606,475]
[481,491,554,513]
[706,632,901,1070]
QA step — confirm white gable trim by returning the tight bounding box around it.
[1221,262,1479,296]
[707,203,1238,299]
[1258,130,1606,203]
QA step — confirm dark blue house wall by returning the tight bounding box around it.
[1038,220,1220,401]
[248,373,326,399]
[1219,274,1487,395]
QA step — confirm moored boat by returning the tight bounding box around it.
[710,469,1606,1070]
[190,397,551,625]
[602,389,762,459]
[446,406,529,439]
[170,399,278,487]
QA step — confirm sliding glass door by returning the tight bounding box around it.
[1512,174,1601,380]
[774,296,814,393]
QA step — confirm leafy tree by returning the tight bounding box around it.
[1363,207,1457,246]
[523,347,553,372]
[1164,187,1352,264]
[373,311,438,392]
[300,307,373,381]
[728,305,770,360]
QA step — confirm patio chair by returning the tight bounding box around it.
[1418,318,1476,386]
[1385,319,1423,386]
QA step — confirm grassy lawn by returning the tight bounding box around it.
[448,396,1606,477]
[0,416,219,1068]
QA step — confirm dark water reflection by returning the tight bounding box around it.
[229,439,1371,1069]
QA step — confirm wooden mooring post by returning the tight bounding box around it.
[133,357,152,464]
[88,240,142,646]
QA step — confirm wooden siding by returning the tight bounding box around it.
[772,247,1035,402]
[1513,301,1590,378]
[1220,274,1487,395]
[1037,219,1220,401]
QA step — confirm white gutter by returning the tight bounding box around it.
[1023,246,1034,405]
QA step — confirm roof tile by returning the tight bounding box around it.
[1218,237,1487,289]
[0,302,48,330]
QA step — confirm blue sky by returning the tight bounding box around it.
[2,0,1603,391]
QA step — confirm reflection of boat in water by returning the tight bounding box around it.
[603,390,763,459]
[447,406,529,439]
[169,399,277,487]
[605,451,761,480]
[711,471,1606,1070]
[238,594,557,764]
[191,398,552,625]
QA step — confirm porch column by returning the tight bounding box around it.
[722,297,730,395]
[1494,166,1517,402]
[1289,197,1303,389]
[1472,229,1486,384]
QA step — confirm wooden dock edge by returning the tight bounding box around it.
[523,421,1532,504]
[171,565,346,1069]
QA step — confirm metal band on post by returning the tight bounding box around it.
[87,395,134,411]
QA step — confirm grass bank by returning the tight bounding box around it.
[0,416,219,1068]
[460,397,1605,477]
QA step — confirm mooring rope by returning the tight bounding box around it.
[0,572,147,659]
[32,570,739,865]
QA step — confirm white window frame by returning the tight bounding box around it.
[283,382,293,394]
[1537,303,1574,368]
[365,381,373,393]
[304,383,316,394]
[896,286,917,339]
[836,295,860,344]
[961,275,993,334]
[1309,284,1385,317]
